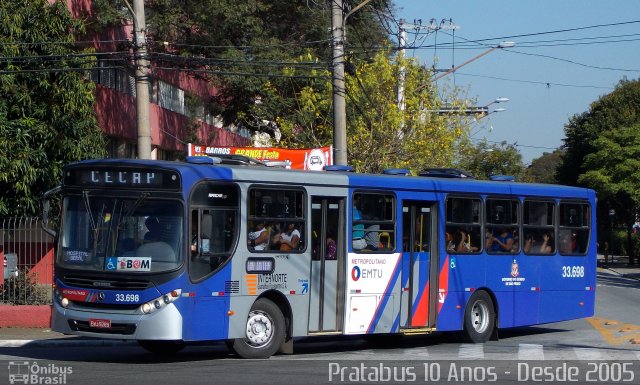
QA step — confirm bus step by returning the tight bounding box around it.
[400,327,436,335]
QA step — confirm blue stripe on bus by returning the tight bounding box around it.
[367,254,402,333]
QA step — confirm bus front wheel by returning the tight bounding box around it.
[232,298,285,359]
[462,290,495,343]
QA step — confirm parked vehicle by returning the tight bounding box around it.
[3,252,18,280]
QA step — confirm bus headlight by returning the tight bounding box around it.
[54,289,69,308]
[139,289,181,314]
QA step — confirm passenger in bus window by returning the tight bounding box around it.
[325,229,337,260]
[451,229,478,253]
[352,196,366,250]
[487,227,514,252]
[523,233,535,253]
[539,231,554,254]
[559,230,576,254]
[248,220,269,251]
[274,222,300,251]
[364,222,380,251]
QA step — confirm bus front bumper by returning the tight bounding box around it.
[51,301,183,340]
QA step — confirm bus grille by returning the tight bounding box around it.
[70,301,140,311]
[69,320,136,335]
[62,275,149,290]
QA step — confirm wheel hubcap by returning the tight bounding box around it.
[471,300,489,333]
[245,310,273,347]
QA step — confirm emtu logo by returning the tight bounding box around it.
[351,266,361,281]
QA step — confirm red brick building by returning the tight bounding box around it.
[62,0,250,159]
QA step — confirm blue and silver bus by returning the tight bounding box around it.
[43,158,596,358]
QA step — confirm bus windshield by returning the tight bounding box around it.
[58,194,183,273]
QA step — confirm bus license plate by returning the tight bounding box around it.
[89,318,111,329]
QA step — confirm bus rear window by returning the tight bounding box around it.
[559,202,590,255]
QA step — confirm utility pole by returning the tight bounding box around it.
[397,19,407,119]
[331,0,347,166]
[128,0,152,159]
[395,19,408,138]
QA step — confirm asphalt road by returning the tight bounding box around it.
[0,272,638,385]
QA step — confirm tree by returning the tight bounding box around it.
[263,50,473,173]
[0,0,106,216]
[91,0,392,133]
[526,149,563,184]
[456,141,526,180]
[558,78,640,186]
[578,125,640,264]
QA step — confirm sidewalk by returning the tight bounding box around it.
[596,254,640,280]
[0,327,135,348]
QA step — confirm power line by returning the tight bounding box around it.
[436,30,640,73]
[457,72,614,90]
[505,49,640,73]
[447,19,640,46]
[471,138,559,151]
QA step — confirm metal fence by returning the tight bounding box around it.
[1,217,54,305]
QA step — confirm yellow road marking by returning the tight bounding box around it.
[586,317,640,345]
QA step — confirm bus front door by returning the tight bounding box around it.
[308,197,345,333]
[401,201,438,329]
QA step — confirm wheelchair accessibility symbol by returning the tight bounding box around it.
[106,257,117,270]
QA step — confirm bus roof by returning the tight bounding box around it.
[64,159,595,200]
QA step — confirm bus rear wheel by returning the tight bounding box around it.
[232,298,285,359]
[462,290,495,343]
[138,340,185,354]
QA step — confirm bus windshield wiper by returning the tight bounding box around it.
[120,192,150,226]
[82,190,96,231]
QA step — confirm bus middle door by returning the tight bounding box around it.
[401,201,438,330]
[308,196,345,333]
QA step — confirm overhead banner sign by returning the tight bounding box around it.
[188,144,333,171]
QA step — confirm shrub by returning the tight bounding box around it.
[1,270,50,305]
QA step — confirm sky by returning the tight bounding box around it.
[392,0,640,164]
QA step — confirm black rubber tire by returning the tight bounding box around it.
[462,290,496,343]
[137,340,185,354]
[231,298,285,359]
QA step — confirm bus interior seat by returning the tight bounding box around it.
[136,241,176,262]
[379,231,391,249]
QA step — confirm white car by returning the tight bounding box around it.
[3,252,18,280]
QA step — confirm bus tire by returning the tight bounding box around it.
[462,290,495,343]
[232,298,285,359]
[137,340,185,354]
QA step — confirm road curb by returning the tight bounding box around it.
[0,339,137,348]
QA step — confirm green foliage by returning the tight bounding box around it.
[268,50,474,174]
[577,124,640,260]
[1,270,50,305]
[525,149,564,184]
[558,78,640,186]
[0,0,106,216]
[91,0,391,132]
[578,124,640,221]
[456,140,526,180]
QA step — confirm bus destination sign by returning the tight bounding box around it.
[65,168,181,190]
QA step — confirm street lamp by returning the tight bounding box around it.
[433,41,516,81]
[607,209,616,266]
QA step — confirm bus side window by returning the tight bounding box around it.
[485,198,519,254]
[445,197,482,254]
